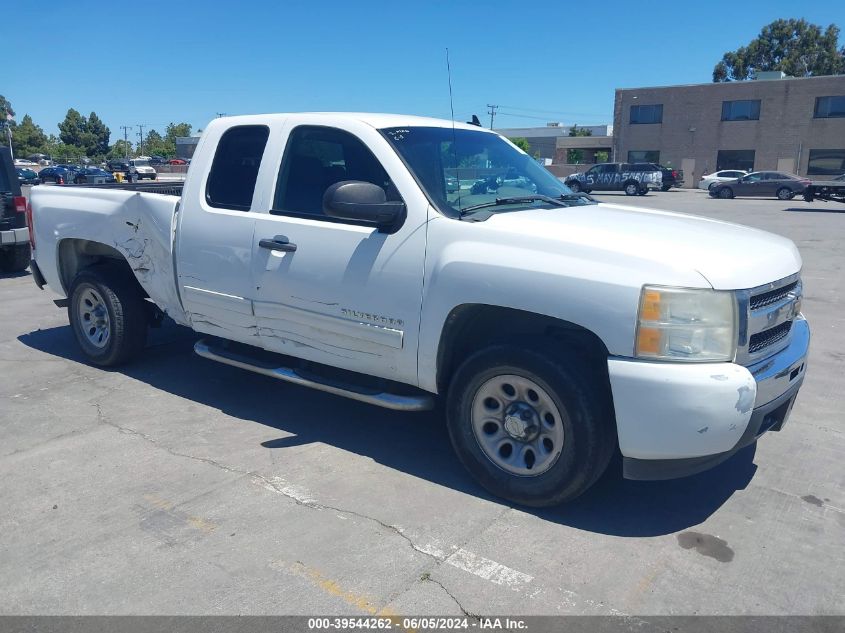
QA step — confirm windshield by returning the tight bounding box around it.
[132,159,150,167]
[382,126,594,217]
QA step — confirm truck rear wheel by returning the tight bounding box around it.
[446,344,615,507]
[68,267,149,366]
[0,244,31,273]
[567,180,582,193]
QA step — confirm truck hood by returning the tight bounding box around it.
[483,202,801,289]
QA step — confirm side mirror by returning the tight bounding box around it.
[323,181,406,234]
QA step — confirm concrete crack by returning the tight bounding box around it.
[91,403,448,561]
[420,573,480,620]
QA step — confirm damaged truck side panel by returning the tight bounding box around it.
[34,186,189,326]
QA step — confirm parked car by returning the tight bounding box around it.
[565,162,662,195]
[73,168,117,184]
[699,170,749,191]
[107,159,130,173]
[14,158,38,167]
[149,156,168,166]
[709,171,810,200]
[38,166,79,185]
[0,148,31,272]
[16,168,40,186]
[167,158,187,165]
[802,173,845,204]
[27,113,809,507]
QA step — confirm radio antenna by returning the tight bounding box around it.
[446,48,460,211]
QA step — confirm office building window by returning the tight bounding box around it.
[721,100,761,121]
[629,104,663,124]
[807,149,845,175]
[814,96,845,118]
[716,150,755,172]
[627,150,660,163]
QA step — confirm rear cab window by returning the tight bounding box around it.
[206,125,270,211]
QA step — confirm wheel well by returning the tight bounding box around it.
[436,305,609,393]
[58,239,147,298]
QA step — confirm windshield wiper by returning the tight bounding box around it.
[459,194,569,216]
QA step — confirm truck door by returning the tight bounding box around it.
[250,122,429,386]
[176,125,270,344]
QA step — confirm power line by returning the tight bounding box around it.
[486,104,498,129]
[136,124,146,156]
[120,126,132,158]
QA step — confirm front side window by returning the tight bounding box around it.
[629,104,663,124]
[382,126,595,218]
[206,125,269,211]
[721,100,761,121]
[274,126,398,217]
[717,149,755,172]
[627,150,660,163]
[807,149,845,175]
[814,96,845,118]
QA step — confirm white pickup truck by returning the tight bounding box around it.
[26,113,810,506]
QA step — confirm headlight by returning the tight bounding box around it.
[636,286,737,362]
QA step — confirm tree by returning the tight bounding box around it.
[143,130,170,157]
[567,124,592,164]
[108,139,134,159]
[11,115,48,157]
[508,137,531,152]
[713,19,845,81]
[86,112,110,156]
[165,122,192,142]
[0,95,14,122]
[58,108,88,147]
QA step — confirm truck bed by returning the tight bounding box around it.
[29,183,188,324]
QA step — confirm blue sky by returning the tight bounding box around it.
[6,1,845,141]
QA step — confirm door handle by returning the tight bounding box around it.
[259,238,297,252]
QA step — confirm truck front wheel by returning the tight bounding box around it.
[624,181,639,196]
[446,344,615,507]
[68,267,149,366]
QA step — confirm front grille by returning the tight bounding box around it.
[750,281,798,310]
[748,321,792,354]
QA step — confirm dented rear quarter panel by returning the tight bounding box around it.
[29,185,188,325]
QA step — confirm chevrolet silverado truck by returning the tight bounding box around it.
[0,147,31,273]
[26,113,810,506]
[564,162,662,196]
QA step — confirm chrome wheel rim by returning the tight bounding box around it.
[471,374,565,476]
[77,286,110,349]
[625,184,637,195]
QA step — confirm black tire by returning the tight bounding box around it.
[637,187,648,196]
[624,181,639,196]
[566,180,582,193]
[68,266,149,366]
[446,344,616,507]
[777,187,794,201]
[0,244,31,273]
[803,190,814,202]
[661,184,671,192]
[718,187,734,199]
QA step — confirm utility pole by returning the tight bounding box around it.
[120,126,132,158]
[486,104,498,130]
[137,124,146,156]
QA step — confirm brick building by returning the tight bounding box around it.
[612,74,845,187]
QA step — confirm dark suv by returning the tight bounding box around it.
[0,148,32,273]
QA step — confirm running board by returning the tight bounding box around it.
[194,339,434,412]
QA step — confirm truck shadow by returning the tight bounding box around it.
[785,206,845,214]
[18,321,757,538]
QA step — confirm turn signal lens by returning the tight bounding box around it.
[635,286,737,362]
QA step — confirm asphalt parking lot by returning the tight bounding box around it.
[1,188,843,617]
